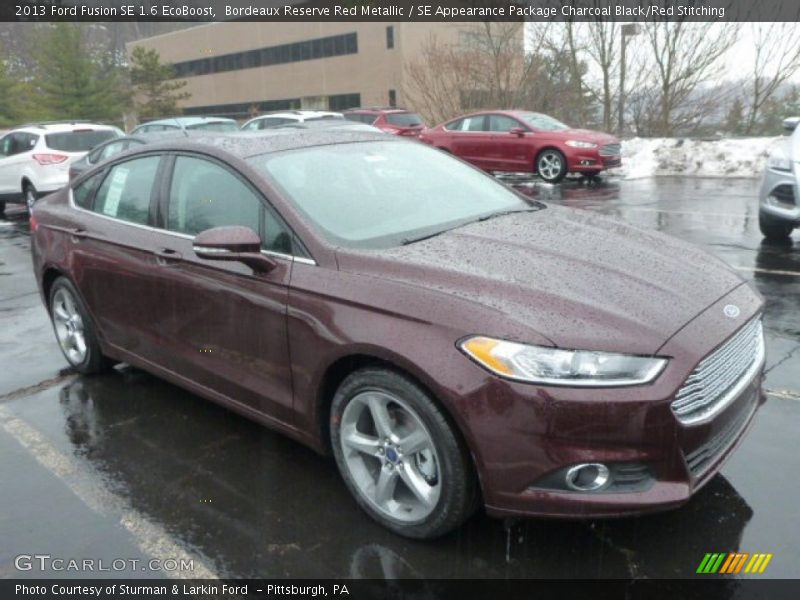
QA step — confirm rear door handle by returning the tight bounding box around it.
[70,228,88,242]
[155,247,182,265]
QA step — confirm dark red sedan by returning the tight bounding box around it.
[420,110,622,183]
[343,107,425,137]
[31,131,764,539]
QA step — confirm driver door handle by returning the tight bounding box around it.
[155,247,182,265]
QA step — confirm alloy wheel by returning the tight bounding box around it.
[52,287,87,365]
[538,152,563,181]
[339,390,441,522]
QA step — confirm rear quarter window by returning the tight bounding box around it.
[45,130,118,152]
[92,156,160,225]
[72,172,104,209]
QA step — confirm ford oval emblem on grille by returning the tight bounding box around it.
[723,304,740,318]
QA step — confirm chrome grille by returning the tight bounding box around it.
[599,143,621,156]
[671,318,764,424]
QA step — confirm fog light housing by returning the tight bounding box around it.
[565,463,610,491]
[579,159,597,166]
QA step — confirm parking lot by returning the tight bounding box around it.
[1,175,798,580]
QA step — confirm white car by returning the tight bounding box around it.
[758,117,799,240]
[0,122,120,215]
[241,110,343,131]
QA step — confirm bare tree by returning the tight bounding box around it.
[403,23,550,125]
[745,22,800,134]
[643,21,739,135]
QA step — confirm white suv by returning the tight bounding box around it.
[241,110,343,131]
[0,122,120,215]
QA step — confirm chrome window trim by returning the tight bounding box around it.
[68,188,317,266]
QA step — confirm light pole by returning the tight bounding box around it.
[618,23,641,135]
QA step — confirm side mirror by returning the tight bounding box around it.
[782,117,800,133]
[509,127,526,137]
[193,226,277,273]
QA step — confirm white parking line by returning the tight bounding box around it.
[0,406,219,579]
[733,266,800,278]
[766,388,800,402]
[624,207,749,219]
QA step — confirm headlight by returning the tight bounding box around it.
[460,336,667,387]
[767,155,793,172]
[565,140,598,149]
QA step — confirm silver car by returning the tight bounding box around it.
[759,117,800,240]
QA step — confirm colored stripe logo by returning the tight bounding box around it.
[696,552,773,574]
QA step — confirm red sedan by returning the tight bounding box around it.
[419,110,622,183]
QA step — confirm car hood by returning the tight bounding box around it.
[337,206,746,355]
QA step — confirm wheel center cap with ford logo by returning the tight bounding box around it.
[385,447,399,463]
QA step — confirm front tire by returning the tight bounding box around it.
[49,277,114,374]
[330,368,478,539]
[536,149,568,183]
[759,211,794,241]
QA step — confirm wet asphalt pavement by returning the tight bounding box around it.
[1,176,798,581]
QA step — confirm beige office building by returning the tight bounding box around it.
[128,22,469,119]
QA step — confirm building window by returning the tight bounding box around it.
[388,89,396,107]
[328,93,361,112]
[386,26,394,49]
[172,33,359,78]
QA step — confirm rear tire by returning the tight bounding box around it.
[49,277,114,374]
[759,211,794,241]
[330,367,478,539]
[23,182,37,214]
[0,200,5,217]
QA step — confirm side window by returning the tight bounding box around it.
[72,172,104,209]
[263,205,292,254]
[100,141,130,160]
[458,116,487,132]
[243,120,261,131]
[0,135,12,156]
[167,156,262,237]
[445,118,463,131]
[489,115,521,132]
[92,156,160,225]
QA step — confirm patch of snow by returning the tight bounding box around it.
[616,136,784,179]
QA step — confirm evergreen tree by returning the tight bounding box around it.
[0,52,24,127]
[129,46,190,119]
[724,97,744,135]
[29,24,124,122]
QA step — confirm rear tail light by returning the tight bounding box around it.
[33,154,68,166]
[29,213,38,231]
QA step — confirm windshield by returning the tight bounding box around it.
[386,113,423,127]
[187,121,238,132]
[250,141,537,248]
[45,130,118,152]
[518,112,570,131]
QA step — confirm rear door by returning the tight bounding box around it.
[448,115,492,169]
[67,153,169,357]
[0,132,37,197]
[148,153,295,422]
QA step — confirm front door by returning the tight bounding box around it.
[150,154,295,423]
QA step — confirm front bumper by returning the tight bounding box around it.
[759,166,800,224]
[446,283,765,519]
[568,153,622,172]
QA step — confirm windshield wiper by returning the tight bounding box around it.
[477,207,539,222]
[401,229,451,246]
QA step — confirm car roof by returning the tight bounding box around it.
[12,122,119,134]
[137,116,237,127]
[133,129,394,160]
[344,107,413,114]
